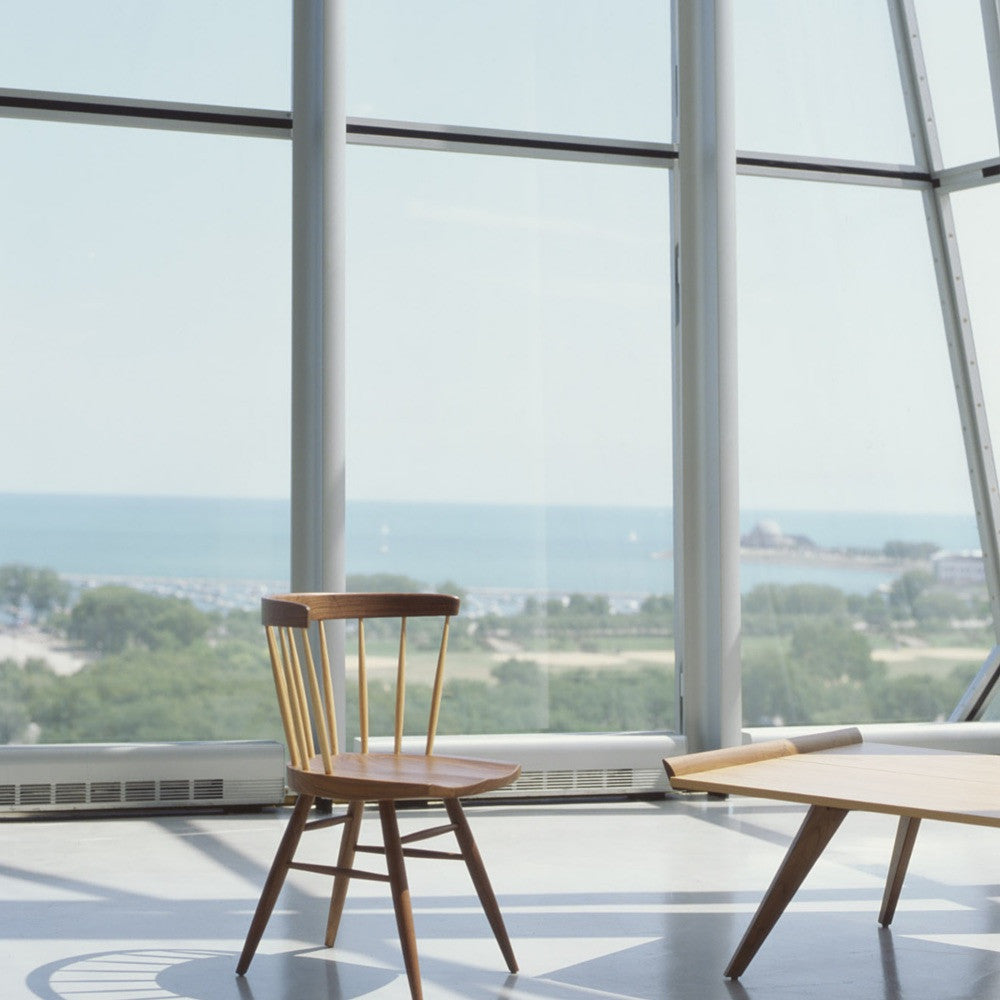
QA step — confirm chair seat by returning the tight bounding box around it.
[288,752,521,801]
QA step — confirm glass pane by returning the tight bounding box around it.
[953,185,1000,443]
[0,1,290,108]
[345,145,674,738]
[347,0,671,142]
[952,183,1000,720]
[734,0,914,164]
[913,0,999,167]
[0,118,291,744]
[738,175,988,728]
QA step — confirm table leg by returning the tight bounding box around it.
[725,804,848,979]
[879,816,920,927]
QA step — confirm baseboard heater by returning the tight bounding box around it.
[369,732,684,798]
[0,740,286,813]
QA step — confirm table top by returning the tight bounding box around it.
[664,727,1000,828]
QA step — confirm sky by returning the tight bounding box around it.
[1,0,999,515]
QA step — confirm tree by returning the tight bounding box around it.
[883,540,939,560]
[867,673,954,722]
[0,657,60,744]
[0,564,70,622]
[912,589,968,628]
[888,569,934,620]
[546,594,611,617]
[640,594,674,617]
[489,659,549,731]
[25,568,71,618]
[68,586,209,654]
[28,636,278,743]
[0,564,33,614]
[789,620,876,682]
[567,593,610,616]
[0,660,31,743]
[743,583,847,618]
[742,656,817,726]
[548,666,673,732]
[851,591,891,630]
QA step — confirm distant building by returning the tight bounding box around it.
[932,550,986,586]
[740,520,816,551]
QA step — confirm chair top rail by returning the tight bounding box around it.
[262,592,460,627]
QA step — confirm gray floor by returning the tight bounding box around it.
[5,794,1000,999]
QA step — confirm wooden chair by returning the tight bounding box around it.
[236,592,520,999]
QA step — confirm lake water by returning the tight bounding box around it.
[0,493,982,609]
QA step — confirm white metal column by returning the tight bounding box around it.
[291,1,347,728]
[291,0,346,595]
[673,0,743,752]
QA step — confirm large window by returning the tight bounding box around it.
[0,1,289,108]
[913,0,998,167]
[347,0,671,142]
[733,0,912,163]
[951,183,1000,723]
[0,117,290,744]
[738,175,989,727]
[4,3,1000,757]
[345,145,675,735]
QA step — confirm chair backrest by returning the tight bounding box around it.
[261,592,460,772]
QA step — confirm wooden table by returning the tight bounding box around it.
[663,727,1000,978]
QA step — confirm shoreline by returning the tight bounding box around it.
[738,548,925,573]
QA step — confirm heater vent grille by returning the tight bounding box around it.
[19,783,52,805]
[55,783,86,804]
[159,780,190,801]
[126,781,156,802]
[194,779,224,800]
[0,741,286,812]
[91,782,122,803]
[498,766,665,797]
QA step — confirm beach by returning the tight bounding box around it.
[0,627,88,675]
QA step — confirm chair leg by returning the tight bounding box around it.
[325,800,365,947]
[237,794,315,975]
[444,798,518,973]
[379,800,423,1000]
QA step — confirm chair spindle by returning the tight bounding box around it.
[266,626,302,768]
[301,629,334,773]
[425,616,450,755]
[358,618,369,753]
[394,617,407,753]
[317,621,339,757]
[283,628,314,762]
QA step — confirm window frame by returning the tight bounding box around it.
[4,0,1000,754]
